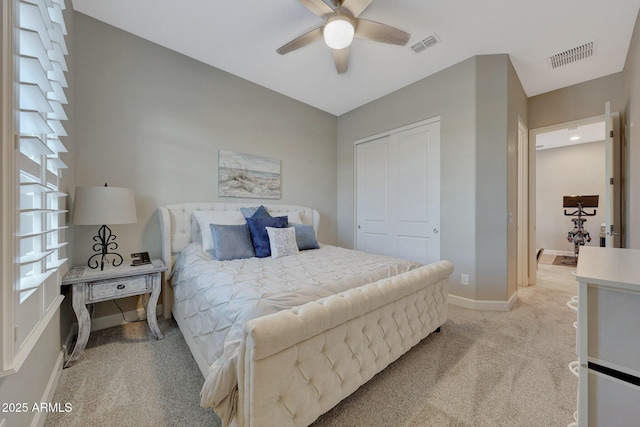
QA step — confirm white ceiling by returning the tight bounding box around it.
[70,0,640,116]
[535,121,606,151]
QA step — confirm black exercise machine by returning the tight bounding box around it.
[562,195,598,264]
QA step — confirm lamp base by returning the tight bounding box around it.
[88,224,124,271]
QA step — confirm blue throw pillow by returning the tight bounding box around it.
[292,223,320,250]
[240,205,271,219]
[209,224,255,261]
[246,216,288,258]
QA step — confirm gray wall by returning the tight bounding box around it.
[475,56,508,301]
[536,141,606,252]
[337,54,525,303]
[528,73,624,130]
[475,56,528,301]
[72,13,338,318]
[623,9,640,249]
[338,56,478,300]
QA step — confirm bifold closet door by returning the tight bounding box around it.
[355,120,440,264]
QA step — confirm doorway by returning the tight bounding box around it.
[517,118,529,287]
[529,111,622,277]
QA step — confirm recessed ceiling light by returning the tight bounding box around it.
[570,136,581,141]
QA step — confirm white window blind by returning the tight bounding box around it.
[15,0,68,353]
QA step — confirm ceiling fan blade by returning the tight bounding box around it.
[340,0,372,18]
[277,27,323,55]
[333,47,349,74]
[299,0,335,18]
[355,19,411,46]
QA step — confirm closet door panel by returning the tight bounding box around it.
[356,137,391,256]
[356,120,440,264]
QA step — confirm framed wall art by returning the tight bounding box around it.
[218,150,281,199]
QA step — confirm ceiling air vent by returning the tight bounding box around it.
[411,33,440,54]
[549,42,595,69]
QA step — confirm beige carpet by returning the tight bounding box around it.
[45,318,220,427]
[46,266,578,427]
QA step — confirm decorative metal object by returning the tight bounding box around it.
[88,224,124,270]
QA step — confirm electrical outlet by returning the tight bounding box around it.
[461,274,469,285]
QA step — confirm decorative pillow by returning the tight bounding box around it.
[266,227,299,258]
[192,210,246,252]
[246,216,288,258]
[209,224,255,261]
[239,206,259,218]
[292,223,320,250]
[240,205,271,219]
[283,211,303,224]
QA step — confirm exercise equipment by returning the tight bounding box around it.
[562,195,598,264]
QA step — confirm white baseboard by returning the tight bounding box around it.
[448,291,518,312]
[90,304,164,332]
[31,350,64,427]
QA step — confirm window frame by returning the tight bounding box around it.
[1,0,68,377]
[1,0,19,377]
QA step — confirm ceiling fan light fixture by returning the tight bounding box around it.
[323,16,354,49]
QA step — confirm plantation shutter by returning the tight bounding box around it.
[15,0,68,351]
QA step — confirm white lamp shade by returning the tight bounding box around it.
[323,17,355,50]
[72,186,137,225]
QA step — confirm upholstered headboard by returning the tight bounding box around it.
[157,202,320,319]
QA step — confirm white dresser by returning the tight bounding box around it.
[575,247,640,426]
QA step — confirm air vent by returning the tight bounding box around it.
[411,33,440,54]
[549,42,595,69]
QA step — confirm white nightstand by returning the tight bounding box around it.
[62,259,166,367]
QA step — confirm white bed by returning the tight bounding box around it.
[159,202,453,427]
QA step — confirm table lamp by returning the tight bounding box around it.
[72,184,137,270]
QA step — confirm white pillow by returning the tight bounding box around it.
[283,211,303,224]
[266,226,299,258]
[192,210,246,252]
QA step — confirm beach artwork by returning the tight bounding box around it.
[218,150,281,199]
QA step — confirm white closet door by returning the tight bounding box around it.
[356,120,440,264]
[356,135,390,257]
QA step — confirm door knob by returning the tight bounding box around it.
[433,228,439,234]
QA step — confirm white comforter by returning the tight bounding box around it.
[170,243,422,423]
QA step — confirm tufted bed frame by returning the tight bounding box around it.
[158,202,453,427]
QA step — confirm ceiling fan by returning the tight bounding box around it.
[277,0,411,74]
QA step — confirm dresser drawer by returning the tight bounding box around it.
[88,275,150,301]
[587,286,640,372]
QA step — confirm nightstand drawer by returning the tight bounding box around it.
[89,275,150,301]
